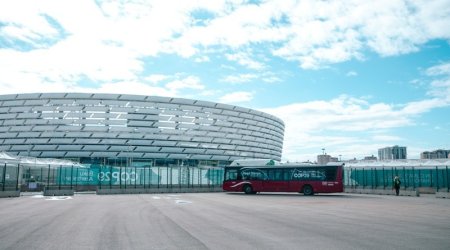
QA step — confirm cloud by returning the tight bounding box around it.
[1,0,449,89]
[261,93,449,161]
[219,91,253,104]
[0,79,173,97]
[346,71,358,77]
[0,2,62,48]
[225,51,266,70]
[92,81,173,96]
[194,55,210,63]
[220,64,237,71]
[263,95,415,133]
[425,61,450,100]
[0,38,142,87]
[0,0,197,88]
[371,135,403,142]
[273,1,450,68]
[221,71,283,84]
[145,74,170,84]
[176,1,290,49]
[165,76,205,92]
[270,61,450,161]
[221,73,259,83]
[262,76,282,83]
[426,62,450,76]
[401,98,448,115]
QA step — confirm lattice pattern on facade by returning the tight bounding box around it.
[0,93,284,161]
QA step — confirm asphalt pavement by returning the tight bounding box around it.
[0,192,449,250]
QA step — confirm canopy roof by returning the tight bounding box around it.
[0,151,84,167]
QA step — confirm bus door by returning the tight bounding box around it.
[263,169,288,192]
[322,166,342,192]
[306,166,340,193]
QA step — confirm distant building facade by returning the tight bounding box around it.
[317,154,338,164]
[378,146,407,160]
[420,149,450,159]
[363,155,377,160]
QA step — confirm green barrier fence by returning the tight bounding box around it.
[1,164,224,192]
[0,163,20,191]
[4,163,449,194]
[344,166,450,192]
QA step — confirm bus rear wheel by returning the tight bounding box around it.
[243,185,254,194]
[302,185,314,196]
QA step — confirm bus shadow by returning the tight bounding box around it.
[225,192,380,199]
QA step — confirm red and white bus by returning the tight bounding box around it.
[222,163,344,195]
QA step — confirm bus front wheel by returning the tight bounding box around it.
[302,185,314,196]
[243,185,253,194]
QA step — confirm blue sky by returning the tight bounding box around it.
[1,0,450,162]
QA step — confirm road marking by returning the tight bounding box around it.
[151,195,192,204]
[175,200,192,204]
[45,196,73,201]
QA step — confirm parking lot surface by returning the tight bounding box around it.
[1,192,449,250]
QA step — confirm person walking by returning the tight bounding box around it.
[393,176,401,196]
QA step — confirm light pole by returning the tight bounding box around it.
[322,148,325,155]
[127,144,132,168]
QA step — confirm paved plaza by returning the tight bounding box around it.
[1,192,449,250]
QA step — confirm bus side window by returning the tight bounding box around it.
[274,169,283,180]
[268,170,275,180]
[250,171,258,180]
[283,169,290,181]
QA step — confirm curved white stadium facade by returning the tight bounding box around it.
[0,93,284,166]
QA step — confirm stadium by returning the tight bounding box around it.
[0,93,284,193]
[0,93,284,164]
